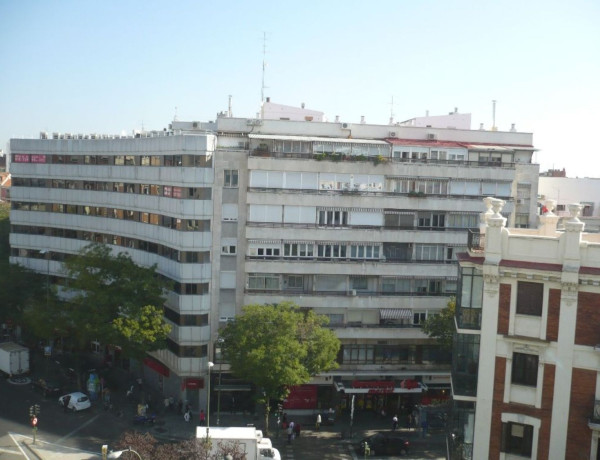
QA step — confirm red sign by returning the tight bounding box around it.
[143,357,170,377]
[14,154,30,163]
[31,154,47,163]
[283,385,318,410]
[352,380,395,389]
[182,378,204,390]
[400,379,419,389]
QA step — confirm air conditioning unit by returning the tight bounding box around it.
[341,122,350,129]
[389,131,397,137]
[351,289,357,296]
[427,133,437,140]
[517,198,525,205]
[192,122,198,128]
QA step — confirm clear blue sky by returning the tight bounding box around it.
[1,0,599,177]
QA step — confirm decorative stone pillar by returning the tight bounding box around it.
[539,199,559,236]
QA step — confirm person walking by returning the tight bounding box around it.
[184,410,191,422]
[199,409,206,426]
[392,414,398,431]
[287,424,293,444]
[315,413,321,431]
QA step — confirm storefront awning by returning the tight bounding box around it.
[380,308,412,320]
[143,357,170,377]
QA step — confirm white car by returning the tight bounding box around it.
[58,392,91,412]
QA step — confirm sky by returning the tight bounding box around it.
[1,0,599,177]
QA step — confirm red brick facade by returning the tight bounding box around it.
[497,284,510,335]
[566,367,595,459]
[576,291,600,346]
[546,288,561,342]
[489,357,555,459]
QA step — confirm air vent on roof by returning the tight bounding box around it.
[427,133,437,140]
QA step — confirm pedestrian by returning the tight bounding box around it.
[407,413,413,431]
[392,414,398,431]
[315,413,321,431]
[63,394,71,413]
[184,410,190,423]
[294,422,301,438]
[199,409,206,426]
[287,424,293,444]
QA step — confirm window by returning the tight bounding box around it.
[318,210,348,227]
[284,243,314,258]
[418,213,445,228]
[249,246,280,258]
[317,243,347,259]
[501,422,533,457]
[349,244,380,259]
[248,274,279,290]
[512,352,538,387]
[516,281,543,316]
[351,276,368,290]
[224,170,239,187]
[325,314,344,325]
[222,245,236,255]
[286,275,303,289]
[413,312,427,325]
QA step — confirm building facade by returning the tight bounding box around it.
[453,198,600,459]
[9,111,538,413]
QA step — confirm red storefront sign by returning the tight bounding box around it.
[283,385,318,409]
[143,357,170,377]
[352,380,395,394]
[13,154,30,163]
[182,378,204,390]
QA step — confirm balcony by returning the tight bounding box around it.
[467,229,485,252]
[457,307,482,330]
[245,288,453,298]
[589,400,600,428]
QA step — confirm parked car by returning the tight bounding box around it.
[58,392,91,412]
[356,432,410,456]
[31,378,61,397]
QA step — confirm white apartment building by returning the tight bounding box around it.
[8,109,538,413]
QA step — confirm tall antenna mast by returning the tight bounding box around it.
[389,96,395,125]
[260,32,268,118]
[492,99,497,131]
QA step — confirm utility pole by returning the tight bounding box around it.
[29,404,40,444]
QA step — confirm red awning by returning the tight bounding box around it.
[143,357,170,377]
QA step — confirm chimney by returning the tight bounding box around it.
[301,102,305,109]
[454,107,458,113]
[266,97,270,103]
[360,116,365,124]
[479,123,484,130]
[510,123,516,132]
[335,115,340,123]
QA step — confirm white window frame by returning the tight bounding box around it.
[224,169,239,188]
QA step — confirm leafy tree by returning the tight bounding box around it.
[220,301,340,434]
[422,297,456,350]
[0,202,49,333]
[61,243,171,358]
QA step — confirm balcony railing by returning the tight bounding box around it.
[245,288,453,298]
[457,307,482,330]
[467,229,485,252]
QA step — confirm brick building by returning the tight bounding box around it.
[452,198,600,459]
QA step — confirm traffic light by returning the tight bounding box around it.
[31,416,38,427]
[34,404,40,415]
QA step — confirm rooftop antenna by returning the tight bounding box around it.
[174,106,179,122]
[228,95,233,118]
[260,32,269,119]
[389,96,395,125]
[491,100,497,131]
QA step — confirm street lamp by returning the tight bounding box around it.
[106,446,143,459]
[216,337,224,426]
[207,361,214,436]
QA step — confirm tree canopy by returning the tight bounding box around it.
[220,301,340,434]
[422,297,456,350]
[58,243,171,358]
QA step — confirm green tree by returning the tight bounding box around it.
[61,243,171,358]
[220,301,340,434]
[0,202,49,334]
[422,297,456,350]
